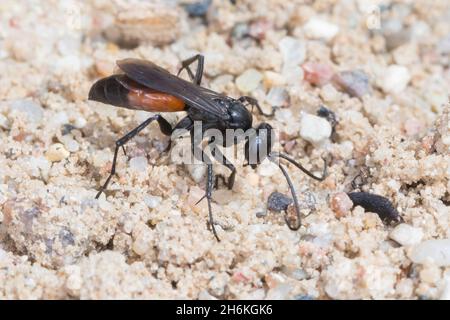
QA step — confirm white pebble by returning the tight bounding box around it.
[186,163,206,183]
[389,224,423,246]
[130,156,148,172]
[236,69,263,93]
[299,113,332,145]
[304,17,339,41]
[410,239,450,266]
[380,65,411,94]
[60,136,79,153]
[279,37,306,66]
[0,114,9,129]
[45,143,70,162]
[73,116,87,129]
[143,194,162,209]
[265,87,289,107]
[258,159,279,177]
[10,99,44,122]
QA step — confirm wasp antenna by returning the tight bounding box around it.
[271,152,327,181]
[269,157,302,230]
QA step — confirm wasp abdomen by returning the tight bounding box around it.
[89,75,185,112]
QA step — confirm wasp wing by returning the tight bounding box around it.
[117,59,229,119]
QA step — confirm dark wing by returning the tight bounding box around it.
[117,59,229,119]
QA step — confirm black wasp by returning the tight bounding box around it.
[88,54,327,241]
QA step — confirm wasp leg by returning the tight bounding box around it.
[238,96,276,117]
[210,145,236,190]
[177,54,204,85]
[205,163,220,241]
[189,131,221,241]
[96,115,173,199]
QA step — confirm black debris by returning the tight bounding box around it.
[347,192,402,223]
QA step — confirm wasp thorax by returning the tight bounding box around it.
[245,123,274,168]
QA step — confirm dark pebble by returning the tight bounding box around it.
[184,0,212,17]
[61,124,76,135]
[268,192,293,212]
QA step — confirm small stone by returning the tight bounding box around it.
[185,163,206,183]
[380,65,411,94]
[265,87,289,107]
[302,62,334,86]
[0,114,9,129]
[385,30,411,51]
[184,0,212,17]
[249,17,272,41]
[45,143,70,162]
[265,283,292,300]
[279,37,306,66]
[236,69,263,93]
[299,113,332,145]
[129,156,148,172]
[60,135,80,153]
[389,224,423,246]
[330,192,353,218]
[267,192,293,212]
[303,17,339,41]
[332,70,371,98]
[257,159,279,177]
[65,265,82,293]
[143,195,162,209]
[320,84,340,102]
[410,239,450,266]
[198,290,217,300]
[231,22,250,40]
[10,99,44,122]
[403,118,423,137]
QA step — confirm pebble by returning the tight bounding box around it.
[299,113,332,145]
[236,69,263,93]
[303,17,339,41]
[380,65,411,94]
[257,159,279,177]
[0,113,9,129]
[129,156,148,172]
[410,239,450,266]
[332,70,371,98]
[143,195,162,209]
[185,163,206,183]
[265,87,289,107]
[330,192,353,218]
[60,135,80,153]
[265,283,292,300]
[45,143,70,162]
[184,0,212,17]
[10,99,44,122]
[279,37,306,66]
[320,84,340,102]
[249,18,272,41]
[302,62,334,86]
[267,192,293,212]
[389,224,423,246]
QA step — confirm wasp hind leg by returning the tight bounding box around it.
[96,115,173,199]
[177,54,205,85]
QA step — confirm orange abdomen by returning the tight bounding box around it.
[128,88,185,112]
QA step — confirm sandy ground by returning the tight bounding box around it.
[0,0,449,299]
